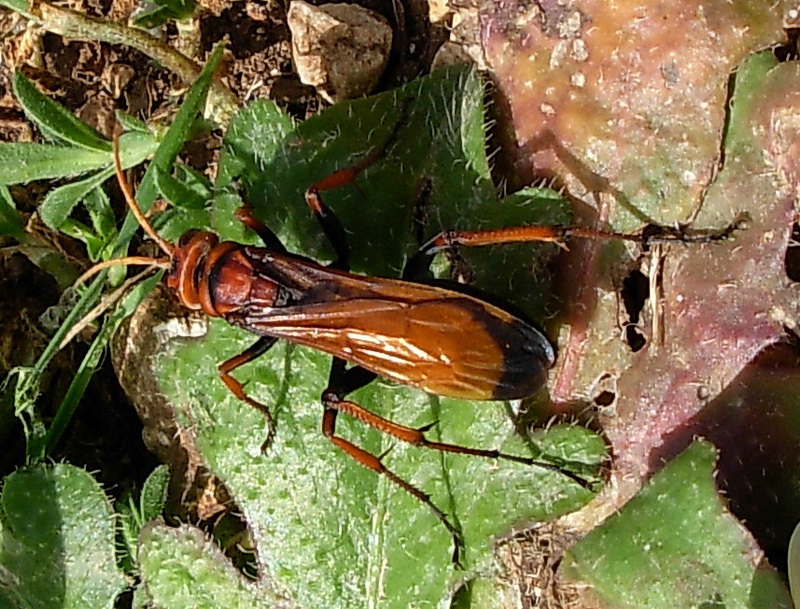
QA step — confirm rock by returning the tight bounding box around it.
[287,0,392,103]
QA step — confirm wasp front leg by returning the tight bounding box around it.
[219,336,279,450]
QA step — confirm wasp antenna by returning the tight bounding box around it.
[112,130,175,257]
[74,256,170,286]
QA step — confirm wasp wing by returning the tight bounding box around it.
[237,253,554,400]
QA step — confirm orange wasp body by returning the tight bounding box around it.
[95,133,737,560]
[172,230,554,402]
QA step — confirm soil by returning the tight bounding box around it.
[0,1,581,606]
[0,0,450,583]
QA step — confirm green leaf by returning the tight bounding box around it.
[37,130,158,229]
[724,51,781,158]
[59,219,106,260]
[83,187,117,250]
[57,183,119,261]
[139,465,169,522]
[0,185,24,239]
[0,143,110,184]
[153,163,210,209]
[216,99,293,187]
[132,5,172,28]
[153,207,212,242]
[138,524,283,607]
[114,110,149,134]
[0,0,31,16]
[13,71,111,151]
[117,465,169,574]
[137,65,593,608]
[40,172,109,230]
[0,464,128,609]
[561,441,793,609]
[13,243,79,290]
[133,0,194,29]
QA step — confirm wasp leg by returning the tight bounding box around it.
[219,336,279,450]
[322,357,464,563]
[402,219,745,279]
[323,388,590,489]
[304,164,370,271]
[403,225,577,279]
[321,394,464,565]
[234,206,288,254]
[303,110,408,271]
[322,357,374,394]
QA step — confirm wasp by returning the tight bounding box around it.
[85,131,739,562]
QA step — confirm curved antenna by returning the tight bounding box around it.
[71,132,174,289]
[74,256,171,286]
[112,130,174,257]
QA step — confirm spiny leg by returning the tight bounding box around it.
[322,392,591,489]
[321,393,464,565]
[219,336,279,450]
[322,358,464,563]
[402,221,744,279]
[323,407,464,563]
[403,225,628,279]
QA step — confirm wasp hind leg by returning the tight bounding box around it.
[321,358,465,565]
